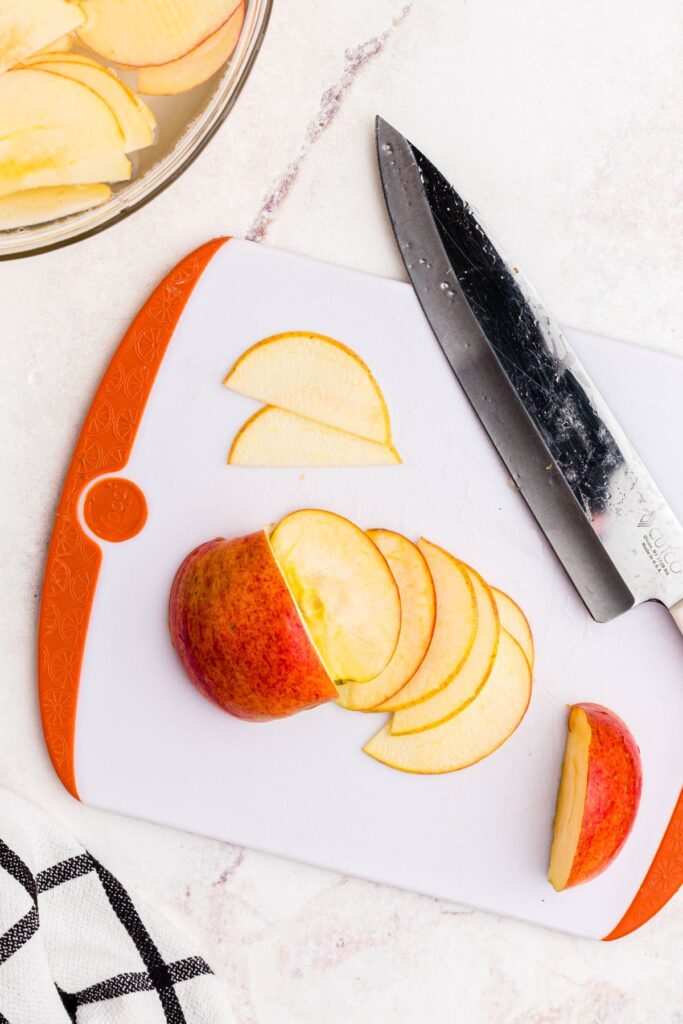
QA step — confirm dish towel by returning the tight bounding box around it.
[0,787,232,1023]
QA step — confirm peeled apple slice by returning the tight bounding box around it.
[0,184,111,229]
[391,563,500,734]
[270,509,401,684]
[0,70,130,198]
[338,531,436,711]
[137,1,244,95]
[0,0,84,72]
[228,407,400,467]
[364,630,532,774]
[78,0,240,68]
[492,587,534,669]
[225,332,392,444]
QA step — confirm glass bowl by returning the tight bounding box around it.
[0,0,272,260]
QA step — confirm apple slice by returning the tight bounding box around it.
[26,62,155,153]
[34,32,76,56]
[78,0,240,68]
[0,184,111,230]
[225,332,392,444]
[228,407,400,467]
[137,1,244,95]
[0,0,84,73]
[364,629,531,773]
[270,509,401,683]
[374,540,477,712]
[390,563,500,734]
[337,531,436,711]
[492,587,533,669]
[548,704,642,891]
[0,69,130,198]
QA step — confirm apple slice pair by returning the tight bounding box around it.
[0,0,84,73]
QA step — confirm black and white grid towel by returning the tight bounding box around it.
[0,787,233,1023]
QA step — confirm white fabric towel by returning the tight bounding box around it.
[0,787,232,1023]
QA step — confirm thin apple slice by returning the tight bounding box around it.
[364,629,531,773]
[34,33,76,55]
[225,332,392,444]
[492,587,533,669]
[26,62,155,153]
[391,563,499,734]
[78,0,240,68]
[228,407,400,467]
[137,1,244,95]
[374,539,477,712]
[337,531,436,711]
[0,184,111,229]
[0,70,130,198]
[270,509,401,684]
[0,0,84,73]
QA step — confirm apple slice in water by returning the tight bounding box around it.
[0,0,84,72]
[0,185,111,230]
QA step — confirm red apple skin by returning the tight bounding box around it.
[169,532,337,721]
[566,703,643,889]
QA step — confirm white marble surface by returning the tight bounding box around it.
[1,0,682,1020]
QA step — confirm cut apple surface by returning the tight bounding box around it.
[548,703,642,891]
[0,0,84,73]
[26,61,155,153]
[364,629,531,773]
[34,32,75,54]
[228,407,400,467]
[78,0,240,67]
[337,531,436,711]
[0,69,130,198]
[0,184,111,229]
[270,509,401,684]
[391,563,500,734]
[225,332,392,444]
[492,587,533,668]
[137,0,244,95]
[375,540,477,712]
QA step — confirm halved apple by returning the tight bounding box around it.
[548,703,642,891]
[492,586,534,669]
[391,563,500,734]
[364,629,531,773]
[78,0,240,68]
[137,0,244,95]
[25,62,155,153]
[337,531,436,711]
[228,407,400,467]
[0,69,130,198]
[0,184,111,229]
[225,332,392,444]
[375,539,477,712]
[270,509,401,683]
[0,0,84,73]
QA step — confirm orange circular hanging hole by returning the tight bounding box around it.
[84,477,148,543]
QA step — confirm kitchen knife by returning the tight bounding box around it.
[376,116,683,634]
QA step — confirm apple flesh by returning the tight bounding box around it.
[492,587,533,669]
[0,184,111,229]
[0,0,84,73]
[548,703,642,891]
[169,532,337,721]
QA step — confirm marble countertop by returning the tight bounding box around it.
[1,1,681,1020]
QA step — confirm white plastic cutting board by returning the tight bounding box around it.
[55,240,683,939]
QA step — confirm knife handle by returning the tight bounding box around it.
[669,599,683,637]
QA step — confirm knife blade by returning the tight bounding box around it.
[376,115,683,628]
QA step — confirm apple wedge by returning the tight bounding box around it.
[492,587,533,669]
[0,69,130,198]
[364,629,531,773]
[374,539,477,712]
[0,184,111,230]
[390,563,499,734]
[225,332,392,444]
[228,407,400,467]
[548,703,642,891]
[0,0,84,73]
[270,509,401,684]
[78,0,240,68]
[137,1,244,95]
[25,62,155,153]
[337,531,436,711]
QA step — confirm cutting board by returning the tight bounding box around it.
[39,238,683,940]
